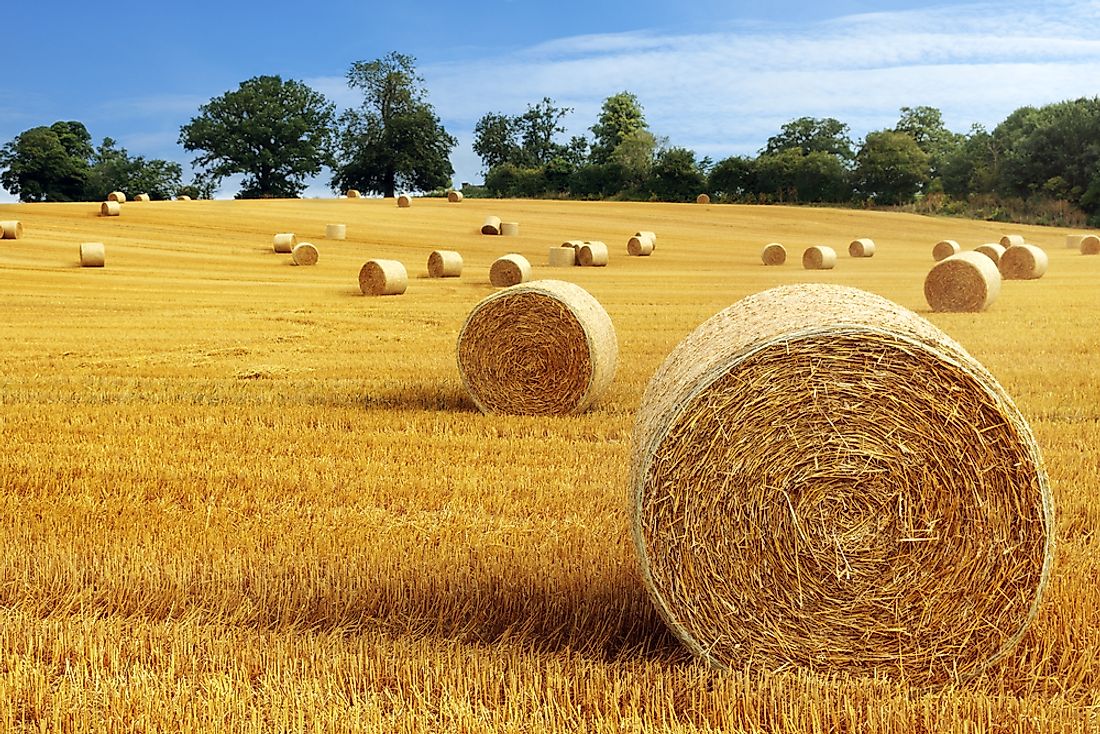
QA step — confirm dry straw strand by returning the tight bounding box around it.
[1080,234,1100,255]
[578,241,609,267]
[1000,234,1026,248]
[427,249,463,278]
[500,221,520,236]
[696,193,711,204]
[933,239,961,261]
[848,238,875,258]
[481,216,502,235]
[489,254,531,287]
[456,279,617,416]
[273,233,296,253]
[447,190,463,203]
[630,283,1053,687]
[999,244,1048,280]
[802,245,836,270]
[100,201,121,217]
[761,243,786,266]
[397,194,412,208]
[548,247,576,267]
[107,191,126,203]
[291,243,319,266]
[627,234,654,256]
[925,251,1001,312]
[359,259,408,296]
[0,220,23,239]
[325,224,347,240]
[79,242,106,268]
[974,242,1006,265]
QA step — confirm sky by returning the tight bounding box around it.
[3,0,1100,201]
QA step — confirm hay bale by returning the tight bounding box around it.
[177,195,192,201]
[500,221,520,236]
[548,246,576,267]
[107,191,126,203]
[1080,234,1100,255]
[848,238,875,258]
[933,240,961,261]
[291,243,319,266]
[359,259,408,296]
[273,233,296,253]
[578,241,609,267]
[481,216,502,235]
[489,254,531,287]
[397,194,411,208]
[761,243,786,266]
[974,242,1006,265]
[627,233,654,256]
[457,279,617,416]
[447,191,463,203]
[635,230,657,249]
[346,189,362,198]
[696,193,710,204]
[100,201,121,217]
[561,240,584,251]
[999,244,1048,280]
[924,251,1001,312]
[79,242,105,268]
[325,224,346,240]
[134,193,150,202]
[428,249,463,278]
[1065,234,1085,249]
[1000,234,1026,248]
[630,283,1052,686]
[0,220,24,239]
[802,245,836,270]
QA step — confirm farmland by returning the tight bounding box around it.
[0,197,1098,732]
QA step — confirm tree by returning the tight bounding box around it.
[473,112,522,173]
[332,52,456,198]
[854,131,930,204]
[763,117,855,162]
[894,106,963,182]
[648,147,705,202]
[180,75,335,198]
[755,149,850,203]
[0,122,92,201]
[708,156,757,201]
[609,128,658,192]
[473,98,577,173]
[590,92,647,164]
[84,138,182,200]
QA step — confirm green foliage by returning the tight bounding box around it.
[484,163,547,198]
[763,117,855,161]
[708,156,757,200]
[180,75,335,199]
[472,113,522,172]
[0,122,92,201]
[473,98,576,173]
[854,131,930,205]
[568,162,627,199]
[648,147,705,202]
[589,92,647,165]
[609,129,657,192]
[754,149,850,203]
[83,138,183,201]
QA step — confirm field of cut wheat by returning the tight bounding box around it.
[0,196,1098,732]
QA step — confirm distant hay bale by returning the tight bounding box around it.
[630,283,1052,686]
[359,259,408,296]
[273,233,297,253]
[974,243,1006,265]
[397,194,411,208]
[1000,234,1026,248]
[548,246,576,267]
[933,240,961,261]
[447,191,463,202]
[1065,234,1085,249]
[107,191,126,203]
[0,221,23,239]
[500,221,520,236]
[561,240,584,251]
[427,249,463,278]
[761,243,786,266]
[1080,235,1100,255]
[481,216,502,235]
[627,233,654,256]
[100,201,121,217]
[489,254,532,287]
[848,238,875,258]
[635,230,657,249]
[79,242,105,268]
[456,279,617,416]
[802,245,836,270]
[696,193,710,204]
[578,241,609,267]
[134,193,150,202]
[176,195,192,201]
[291,243,319,266]
[346,189,362,198]
[924,251,1001,312]
[999,244,1048,280]
[325,224,346,240]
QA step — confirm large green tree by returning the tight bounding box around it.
[648,147,706,202]
[754,148,850,203]
[0,121,93,201]
[332,52,456,198]
[180,75,335,199]
[763,116,855,161]
[893,106,963,183]
[473,98,578,172]
[854,131,930,204]
[589,92,647,164]
[708,155,756,200]
[84,138,183,201]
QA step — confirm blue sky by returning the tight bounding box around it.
[3,0,1100,200]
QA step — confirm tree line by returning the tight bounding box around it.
[2,51,1099,226]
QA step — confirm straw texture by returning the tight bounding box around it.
[848,238,875,258]
[427,249,463,278]
[346,189,362,198]
[456,279,618,416]
[578,241,609,267]
[924,251,1001,312]
[0,220,23,239]
[291,243,319,266]
[630,283,1053,687]
[79,242,105,268]
[627,234,654,256]
[397,194,411,208]
[999,244,1049,280]
[134,193,150,202]
[548,247,576,267]
[273,233,296,253]
[100,201,120,217]
[696,194,710,204]
[359,259,408,296]
[974,243,1006,265]
[447,191,464,202]
[489,254,531,287]
[933,240,961,261]
[500,221,520,237]
[635,231,657,249]
[325,224,346,240]
[802,245,836,270]
[481,216,502,235]
[107,191,126,203]
[1080,235,1100,255]
[761,243,786,266]
[1065,234,1085,249]
[1000,234,1026,248]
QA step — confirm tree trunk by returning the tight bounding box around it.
[384,168,396,199]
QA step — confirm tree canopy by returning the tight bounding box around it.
[589,92,647,165]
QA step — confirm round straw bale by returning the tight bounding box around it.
[630,283,1052,686]
[999,244,1048,280]
[79,242,105,268]
[802,245,836,270]
[1000,234,1026,248]
[397,194,411,208]
[428,249,463,278]
[291,243,319,266]
[500,221,520,237]
[1065,234,1085,249]
[548,246,576,267]
[1080,234,1100,255]
[346,189,362,198]
[578,241,609,267]
[561,240,584,250]
[100,201,121,217]
[359,259,408,296]
[696,193,710,204]
[134,193,150,202]
[273,233,297,253]
[489,254,531,287]
[0,221,24,239]
[635,231,657,249]
[933,239,961,261]
[848,238,875,258]
[177,195,192,201]
[627,234,654,256]
[457,279,617,416]
[107,191,126,203]
[974,242,1006,265]
[447,190,463,202]
[924,251,1001,312]
[481,216,502,235]
[325,224,347,240]
[761,242,786,266]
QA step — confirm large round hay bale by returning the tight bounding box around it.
[1065,234,1085,249]
[974,242,1006,265]
[447,190,463,203]
[291,243,319,266]
[635,230,657,249]
[176,195,192,201]
[107,191,126,203]
[578,241,609,267]
[1080,234,1100,255]
[489,254,531,287]
[848,238,875,258]
[79,242,105,268]
[561,240,584,251]
[924,251,1001,312]
[500,221,520,236]
[0,221,24,239]
[1000,234,1026,248]
[802,245,836,270]
[933,239,960,261]
[359,259,408,296]
[456,279,617,416]
[100,201,121,217]
[761,242,786,266]
[397,194,411,208]
[481,216,502,235]
[627,234,654,256]
[548,246,576,267]
[630,283,1052,686]
[428,249,463,278]
[134,193,150,202]
[999,244,1048,280]
[325,224,347,240]
[346,189,362,199]
[696,193,710,204]
[273,233,296,253]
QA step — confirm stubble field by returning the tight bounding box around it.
[0,196,1098,732]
